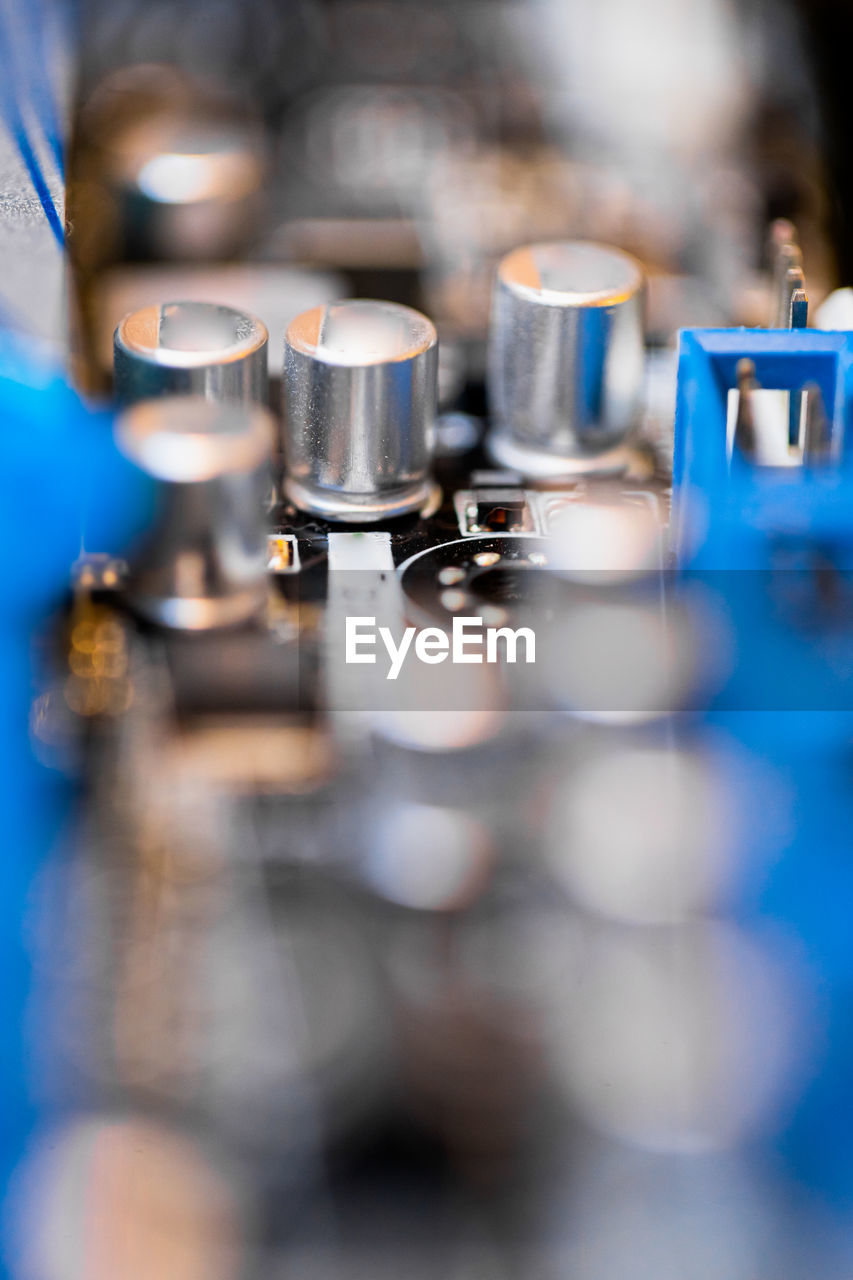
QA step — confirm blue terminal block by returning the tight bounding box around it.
[674,327,853,1212]
[674,327,853,720]
[674,327,853,570]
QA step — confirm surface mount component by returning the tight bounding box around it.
[115,395,273,629]
[462,490,534,534]
[282,299,438,522]
[114,301,269,405]
[487,241,646,478]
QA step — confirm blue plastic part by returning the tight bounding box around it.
[674,328,853,570]
[0,334,153,1271]
[674,326,853,1213]
[673,328,853,725]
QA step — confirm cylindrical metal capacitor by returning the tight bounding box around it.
[115,396,273,630]
[114,301,268,406]
[282,299,438,521]
[487,242,646,477]
[104,91,265,261]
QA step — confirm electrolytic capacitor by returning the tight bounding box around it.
[282,299,438,522]
[114,301,269,406]
[103,87,265,261]
[487,242,646,477]
[115,396,273,630]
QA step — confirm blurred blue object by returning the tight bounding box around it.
[0,332,152,1271]
[675,325,853,1217]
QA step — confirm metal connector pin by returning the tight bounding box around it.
[734,358,758,459]
[768,220,806,330]
[801,382,831,465]
[787,270,809,330]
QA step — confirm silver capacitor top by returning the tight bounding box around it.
[283,299,438,522]
[114,301,269,406]
[487,242,646,478]
[116,395,273,630]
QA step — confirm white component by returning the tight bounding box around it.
[814,287,853,331]
[325,531,401,745]
[327,531,394,572]
[726,388,806,467]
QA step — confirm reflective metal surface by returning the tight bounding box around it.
[115,395,272,628]
[98,70,266,261]
[282,299,438,521]
[487,242,646,477]
[114,301,269,405]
